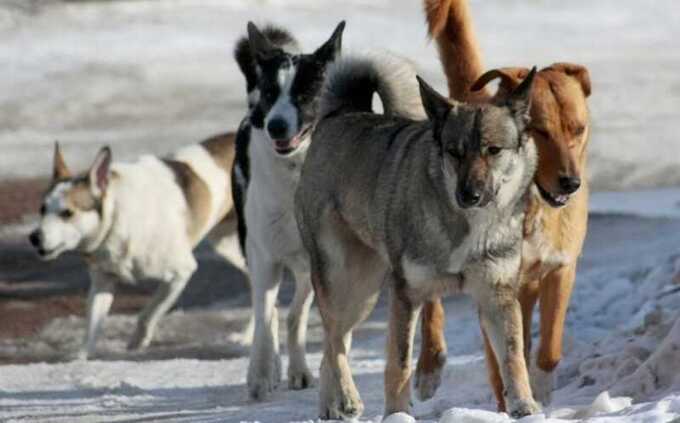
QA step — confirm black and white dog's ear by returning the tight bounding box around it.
[88,146,112,198]
[313,21,345,63]
[247,21,275,63]
[53,141,71,181]
[506,66,536,130]
[417,75,454,137]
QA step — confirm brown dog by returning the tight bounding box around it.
[416,0,592,410]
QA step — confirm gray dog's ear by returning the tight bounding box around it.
[506,66,536,129]
[247,21,275,63]
[417,75,453,137]
[53,141,71,181]
[88,146,112,198]
[313,21,345,63]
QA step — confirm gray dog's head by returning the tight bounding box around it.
[417,68,537,210]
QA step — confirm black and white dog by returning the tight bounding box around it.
[232,21,345,400]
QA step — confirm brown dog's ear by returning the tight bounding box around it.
[470,67,530,97]
[547,62,591,97]
[53,141,71,180]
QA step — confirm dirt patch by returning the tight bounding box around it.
[0,177,46,225]
[0,294,147,341]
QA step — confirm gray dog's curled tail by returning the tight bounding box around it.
[319,52,426,121]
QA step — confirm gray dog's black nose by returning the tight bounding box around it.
[29,230,42,247]
[559,176,581,194]
[458,187,482,208]
[267,118,288,139]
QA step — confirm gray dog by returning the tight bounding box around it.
[295,55,539,419]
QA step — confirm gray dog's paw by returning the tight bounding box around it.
[508,398,541,419]
[320,396,364,420]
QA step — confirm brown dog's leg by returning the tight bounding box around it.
[415,299,447,400]
[534,265,576,405]
[385,284,421,415]
[519,279,540,364]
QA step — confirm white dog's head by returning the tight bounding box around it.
[29,143,112,260]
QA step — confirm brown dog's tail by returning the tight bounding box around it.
[423,0,490,102]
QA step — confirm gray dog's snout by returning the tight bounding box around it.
[457,186,482,208]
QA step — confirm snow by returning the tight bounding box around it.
[3,0,680,422]
[3,195,680,422]
[1,0,680,191]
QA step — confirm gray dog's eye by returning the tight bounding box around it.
[39,205,46,215]
[448,148,463,160]
[488,146,502,156]
[59,209,73,219]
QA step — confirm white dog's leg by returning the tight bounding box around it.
[128,268,193,351]
[247,249,283,400]
[287,269,314,390]
[78,269,116,360]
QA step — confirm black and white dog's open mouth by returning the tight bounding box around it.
[537,183,570,208]
[273,126,312,155]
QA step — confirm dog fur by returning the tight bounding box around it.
[417,0,592,410]
[29,133,241,359]
[231,21,345,400]
[295,54,540,419]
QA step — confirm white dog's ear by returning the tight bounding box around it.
[88,146,112,198]
[53,141,71,180]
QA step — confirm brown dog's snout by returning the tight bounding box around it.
[559,175,581,194]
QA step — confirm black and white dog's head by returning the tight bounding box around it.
[236,21,345,156]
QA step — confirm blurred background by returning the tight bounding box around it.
[1,1,680,420]
[1,0,679,361]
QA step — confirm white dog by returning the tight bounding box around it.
[29,135,241,359]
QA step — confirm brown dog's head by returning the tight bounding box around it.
[471,63,591,207]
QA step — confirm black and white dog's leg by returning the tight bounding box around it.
[128,264,195,351]
[287,268,314,390]
[247,248,283,400]
[77,269,117,360]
